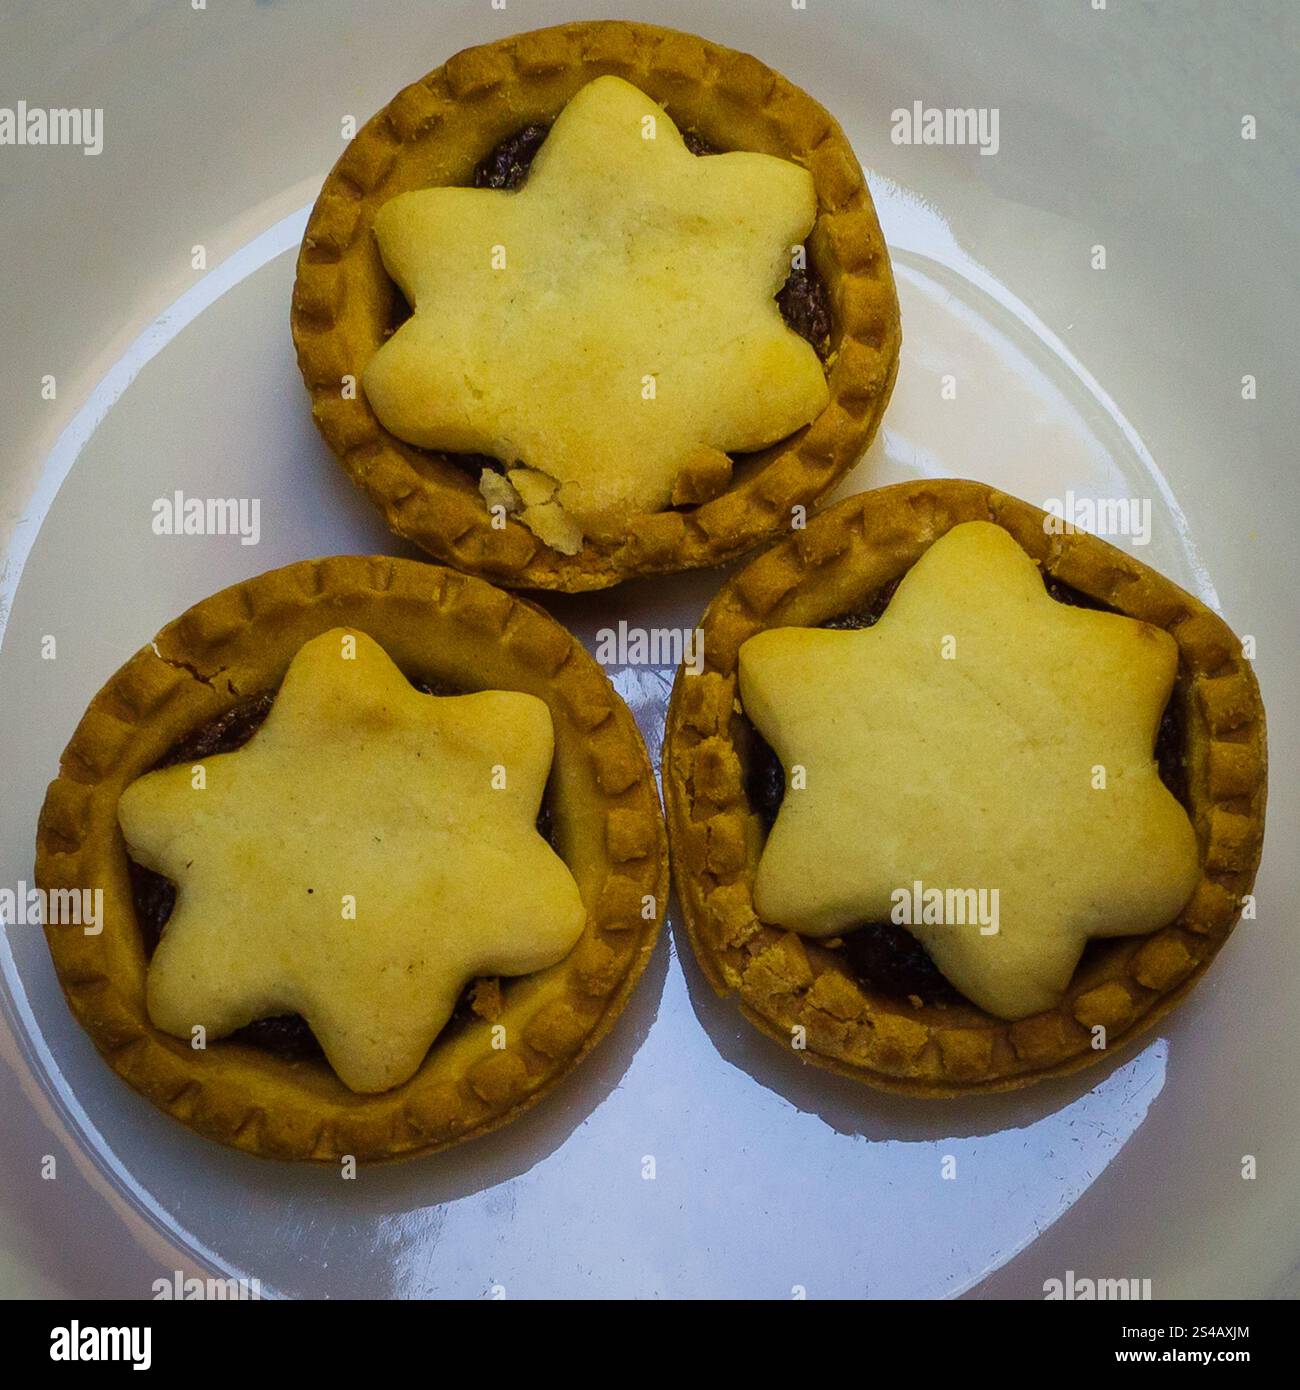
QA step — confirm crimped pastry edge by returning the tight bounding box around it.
[290,19,901,591]
[35,556,668,1160]
[664,480,1267,1097]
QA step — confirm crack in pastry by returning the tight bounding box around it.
[291,21,901,589]
[363,75,830,552]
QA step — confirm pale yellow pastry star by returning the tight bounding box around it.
[738,522,1200,1020]
[363,74,829,544]
[118,629,585,1092]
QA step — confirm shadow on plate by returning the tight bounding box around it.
[107,920,672,1223]
[672,904,1160,1143]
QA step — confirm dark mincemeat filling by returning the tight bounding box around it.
[470,122,833,358]
[128,678,553,1060]
[473,122,551,191]
[743,573,1189,1006]
[383,124,833,496]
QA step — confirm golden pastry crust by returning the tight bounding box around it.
[290,20,900,591]
[120,630,589,1095]
[664,481,1267,1096]
[363,74,831,540]
[36,557,668,1159]
[738,522,1202,1020]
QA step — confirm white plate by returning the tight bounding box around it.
[1,0,1295,1299]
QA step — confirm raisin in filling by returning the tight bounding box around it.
[473,123,551,191]
[469,123,833,358]
[744,571,1189,1006]
[128,677,557,1060]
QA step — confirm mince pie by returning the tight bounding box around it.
[36,557,667,1158]
[664,481,1267,1095]
[291,20,900,590]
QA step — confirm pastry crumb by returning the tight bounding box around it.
[478,465,584,555]
[478,468,522,514]
[507,467,585,555]
[470,977,504,1022]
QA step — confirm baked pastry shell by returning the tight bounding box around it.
[290,19,901,591]
[35,557,668,1160]
[664,480,1267,1096]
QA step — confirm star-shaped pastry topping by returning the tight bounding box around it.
[118,630,585,1092]
[739,522,1200,1019]
[363,75,829,545]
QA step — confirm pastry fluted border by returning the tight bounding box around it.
[35,556,668,1159]
[664,480,1267,1096]
[290,19,901,591]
